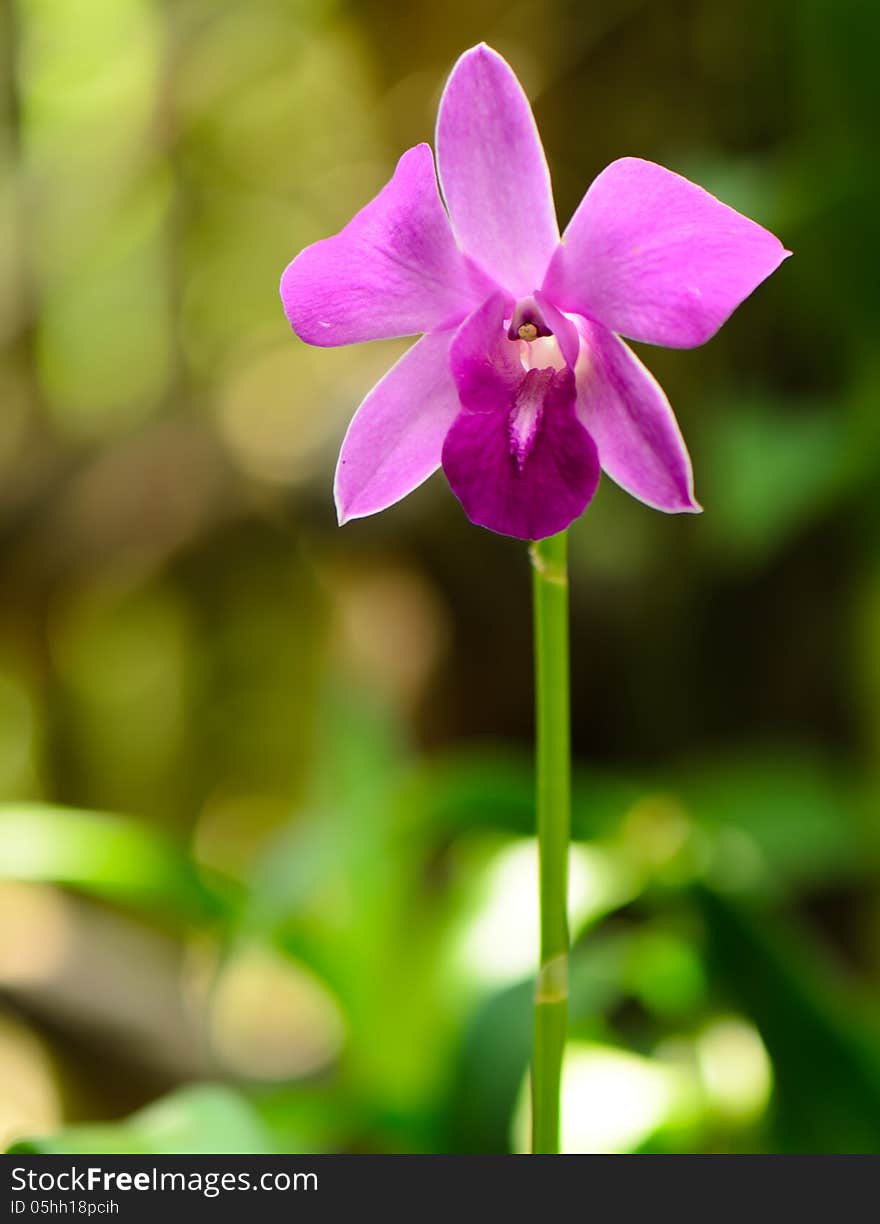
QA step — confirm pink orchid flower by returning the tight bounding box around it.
[280,44,790,541]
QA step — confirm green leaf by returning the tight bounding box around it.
[0,802,222,917]
[10,1084,272,1154]
[678,749,861,892]
[696,886,880,1152]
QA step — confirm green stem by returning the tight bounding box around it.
[529,529,571,1155]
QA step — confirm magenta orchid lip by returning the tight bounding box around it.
[280,41,789,540]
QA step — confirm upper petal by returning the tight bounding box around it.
[436,44,559,297]
[576,318,700,513]
[544,157,790,348]
[281,144,495,347]
[334,330,459,523]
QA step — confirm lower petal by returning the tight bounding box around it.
[576,320,700,513]
[442,370,600,540]
[334,330,459,523]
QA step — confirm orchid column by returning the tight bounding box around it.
[280,44,788,1153]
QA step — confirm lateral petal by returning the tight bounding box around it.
[576,319,700,513]
[544,157,790,348]
[282,144,494,347]
[334,330,459,523]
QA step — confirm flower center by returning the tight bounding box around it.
[507,296,551,343]
[521,334,565,372]
[507,295,566,373]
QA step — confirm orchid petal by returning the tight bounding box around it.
[533,291,580,369]
[334,330,459,523]
[450,292,520,410]
[436,44,559,297]
[281,144,495,347]
[577,319,700,513]
[544,157,790,348]
[443,346,600,540]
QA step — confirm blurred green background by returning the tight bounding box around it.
[1,0,879,1154]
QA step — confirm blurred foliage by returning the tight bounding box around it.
[1,0,879,1154]
[12,1085,272,1155]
